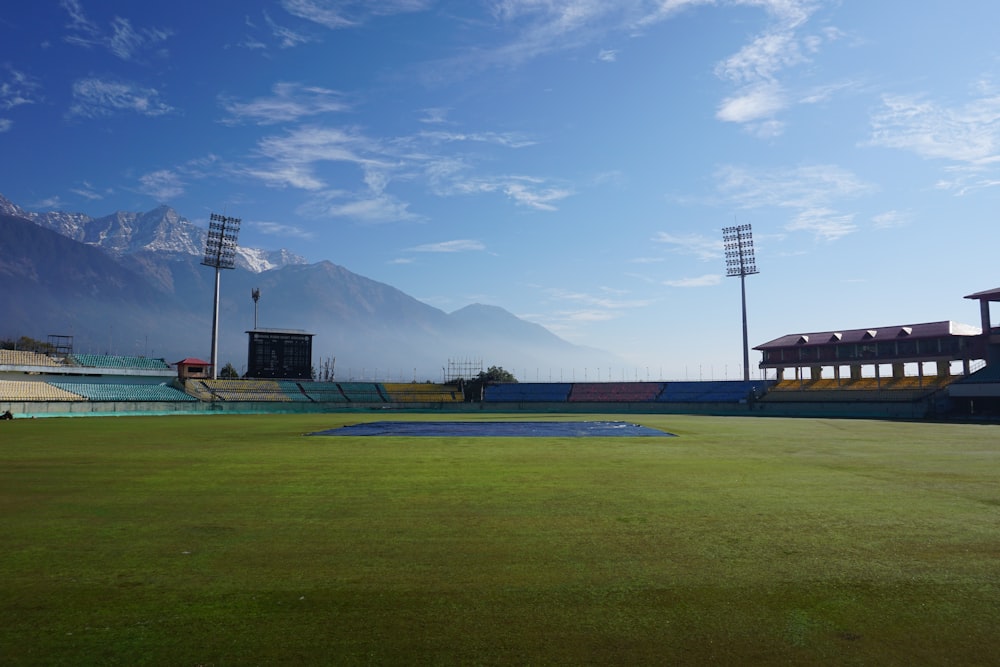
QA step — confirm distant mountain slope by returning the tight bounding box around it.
[0,194,621,377]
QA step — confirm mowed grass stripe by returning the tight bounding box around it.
[0,414,998,665]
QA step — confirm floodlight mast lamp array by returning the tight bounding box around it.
[202,213,241,380]
[723,223,759,382]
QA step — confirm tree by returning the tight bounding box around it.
[480,366,517,383]
[219,362,239,379]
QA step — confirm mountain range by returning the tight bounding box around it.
[0,194,619,379]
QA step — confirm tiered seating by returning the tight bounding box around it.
[568,382,663,402]
[69,354,171,370]
[769,375,951,393]
[298,382,349,403]
[337,382,387,403]
[276,381,313,401]
[0,380,86,401]
[47,382,197,402]
[194,379,297,402]
[484,383,572,402]
[382,383,463,402]
[761,388,931,403]
[0,350,62,367]
[657,381,767,403]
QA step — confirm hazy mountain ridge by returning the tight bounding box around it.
[0,194,621,377]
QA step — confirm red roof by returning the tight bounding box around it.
[754,321,981,350]
[175,357,212,366]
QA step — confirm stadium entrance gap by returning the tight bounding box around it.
[309,421,676,437]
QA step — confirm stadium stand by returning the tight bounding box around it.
[190,379,300,402]
[68,354,171,370]
[656,380,768,403]
[336,382,388,403]
[0,350,62,367]
[382,383,463,402]
[0,380,86,401]
[760,387,933,403]
[47,382,198,402]
[298,382,349,403]
[484,383,573,402]
[568,382,663,402]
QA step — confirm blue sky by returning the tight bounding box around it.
[2,1,1000,380]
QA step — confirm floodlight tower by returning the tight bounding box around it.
[723,223,759,381]
[252,288,261,330]
[202,213,241,380]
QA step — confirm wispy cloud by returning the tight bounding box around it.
[69,182,106,200]
[715,163,873,241]
[0,119,13,133]
[872,209,910,229]
[0,66,42,110]
[408,239,486,253]
[69,77,174,118]
[664,274,722,287]
[241,122,575,220]
[785,207,857,241]
[868,90,1000,171]
[61,0,171,61]
[280,0,434,29]
[250,220,314,239]
[712,2,842,136]
[598,48,617,62]
[546,286,654,311]
[419,129,537,148]
[263,11,314,48]
[299,190,420,223]
[138,170,184,201]
[652,232,722,261]
[220,82,350,125]
[245,125,378,191]
[716,163,874,210]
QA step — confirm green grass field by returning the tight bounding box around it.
[1,413,998,665]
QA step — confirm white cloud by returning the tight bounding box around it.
[408,239,487,252]
[716,81,787,124]
[0,119,11,133]
[598,48,617,62]
[0,66,42,110]
[546,286,654,311]
[61,0,171,61]
[281,0,433,29]
[138,169,184,201]
[715,164,873,241]
[716,163,875,210]
[869,92,1000,165]
[220,82,350,125]
[250,220,314,239]
[871,210,910,229]
[785,208,857,241]
[419,129,536,148]
[664,274,722,287]
[299,190,420,223]
[714,29,804,85]
[69,78,174,118]
[652,232,723,261]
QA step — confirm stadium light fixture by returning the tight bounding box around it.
[202,213,242,380]
[723,223,759,381]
